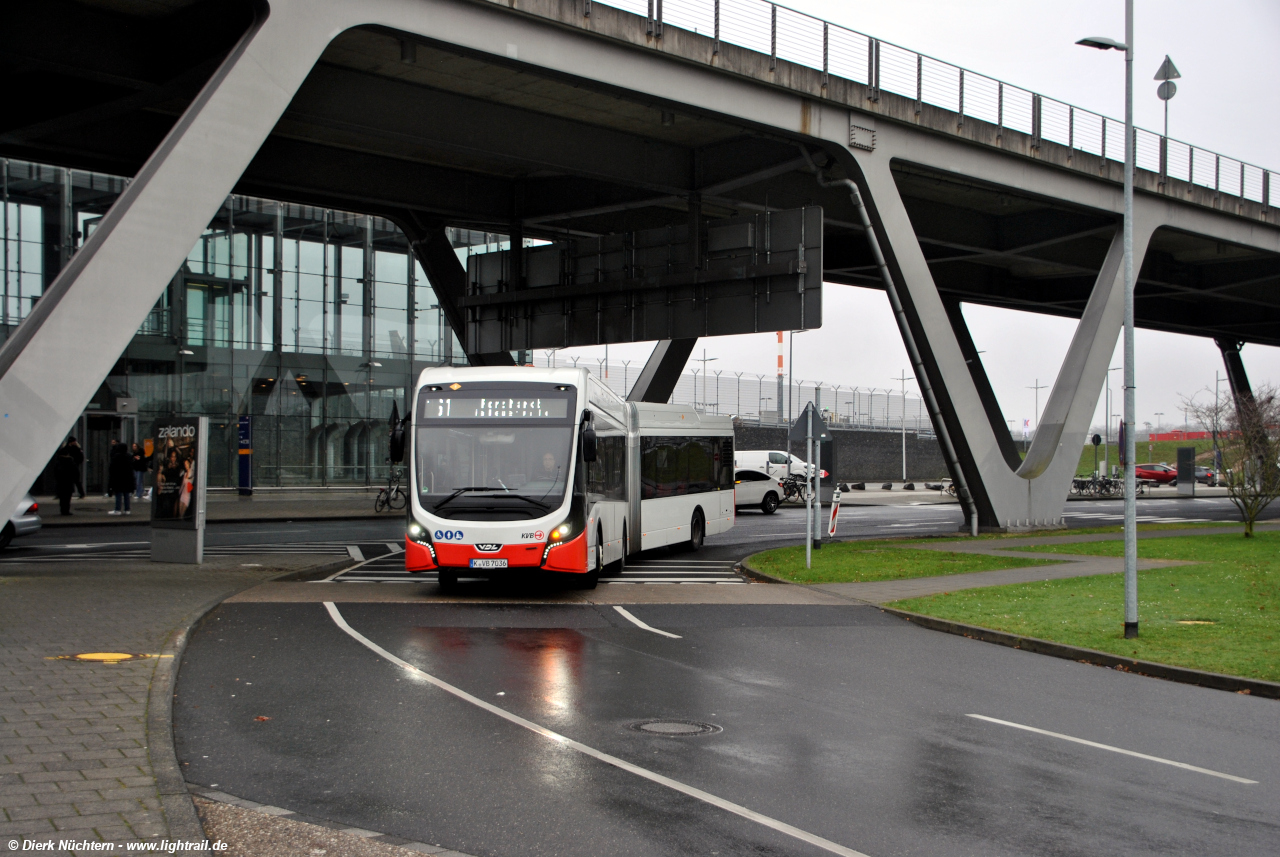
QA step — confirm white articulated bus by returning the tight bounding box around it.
[403,367,735,588]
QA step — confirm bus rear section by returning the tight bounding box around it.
[630,403,735,553]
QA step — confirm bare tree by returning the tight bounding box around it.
[1184,383,1280,536]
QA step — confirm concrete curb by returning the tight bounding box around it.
[879,606,1280,700]
[145,558,358,843]
[738,554,791,584]
[189,784,476,856]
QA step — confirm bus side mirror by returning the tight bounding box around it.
[389,401,409,463]
[389,420,409,464]
[580,414,597,463]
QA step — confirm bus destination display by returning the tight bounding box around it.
[419,396,569,420]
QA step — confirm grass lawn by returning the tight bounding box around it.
[747,540,1062,585]
[890,532,1280,682]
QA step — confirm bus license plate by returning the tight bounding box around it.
[469,558,508,569]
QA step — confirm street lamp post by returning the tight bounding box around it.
[1027,378,1048,449]
[894,370,912,481]
[1079,4,1138,638]
[1106,366,1121,475]
[693,349,718,412]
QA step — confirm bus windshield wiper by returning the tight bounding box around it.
[433,487,551,513]
[432,486,505,511]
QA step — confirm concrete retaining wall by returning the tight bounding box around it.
[735,425,949,483]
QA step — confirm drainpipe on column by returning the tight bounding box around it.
[816,171,980,536]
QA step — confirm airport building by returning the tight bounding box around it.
[2,157,474,493]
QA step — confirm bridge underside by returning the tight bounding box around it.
[3,0,1279,529]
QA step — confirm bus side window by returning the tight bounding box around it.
[641,437,657,500]
[687,439,715,494]
[719,438,735,489]
[589,436,626,501]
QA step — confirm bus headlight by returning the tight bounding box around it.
[407,521,431,545]
[549,521,575,542]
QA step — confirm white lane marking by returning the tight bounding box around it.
[323,603,869,857]
[612,606,683,639]
[385,542,402,553]
[40,541,152,549]
[966,714,1257,784]
[346,545,365,562]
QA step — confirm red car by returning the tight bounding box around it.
[1135,463,1177,484]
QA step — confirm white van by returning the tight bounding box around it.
[734,450,807,481]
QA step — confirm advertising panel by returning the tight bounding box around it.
[150,417,206,530]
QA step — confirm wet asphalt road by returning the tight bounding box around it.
[18,495,1278,854]
[174,601,1278,857]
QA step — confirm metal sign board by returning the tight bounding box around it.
[459,206,822,351]
[789,402,831,443]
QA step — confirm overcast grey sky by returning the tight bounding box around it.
[553,0,1280,433]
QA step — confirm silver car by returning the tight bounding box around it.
[2,494,42,549]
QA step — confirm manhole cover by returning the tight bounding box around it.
[630,719,722,737]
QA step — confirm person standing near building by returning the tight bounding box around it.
[53,437,84,516]
[67,436,87,499]
[130,442,149,500]
[107,439,134,515]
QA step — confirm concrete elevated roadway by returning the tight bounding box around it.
[2,0,1278,531]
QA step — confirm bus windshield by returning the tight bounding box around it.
[414,384,576,520]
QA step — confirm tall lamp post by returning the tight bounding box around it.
[1105,365,1121,475]
[1078,5,1138,638]
[893,370,912,481]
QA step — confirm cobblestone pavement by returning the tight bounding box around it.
[0,555,343,855]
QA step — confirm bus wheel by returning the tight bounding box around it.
[687,510,704,552]
[761,492,780,515]
[609,525,627,573]
[438,570,458,592]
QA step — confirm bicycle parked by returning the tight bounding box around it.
[780,471,815,503]
[375,460,407,512]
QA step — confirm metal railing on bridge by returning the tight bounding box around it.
[590,0,1274,207]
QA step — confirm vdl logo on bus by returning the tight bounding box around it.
[434,529,464,541]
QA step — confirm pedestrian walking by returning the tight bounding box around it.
[53,437,84,516]
[107,439,134,515]
[131,442,150,499]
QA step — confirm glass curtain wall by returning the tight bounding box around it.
[1,157,473,491]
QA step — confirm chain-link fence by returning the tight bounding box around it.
[541,355,934,436]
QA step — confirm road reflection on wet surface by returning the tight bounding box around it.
[174,602,1278,857]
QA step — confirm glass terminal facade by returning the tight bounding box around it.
[1,158,493,493]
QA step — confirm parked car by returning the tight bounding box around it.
[2,495,42,549]
[1195,466,1218,486]
[734,450,807,481]
[1134,463,1177,484]
[734,469,783,515]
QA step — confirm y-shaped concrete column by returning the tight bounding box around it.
[847,153,1157,529]
[0,3,350,518]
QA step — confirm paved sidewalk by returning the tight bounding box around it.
[0,554,344,854]
[812,556,1186,604]
[39,491,391,528]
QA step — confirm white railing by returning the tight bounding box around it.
[589,0,1274,207]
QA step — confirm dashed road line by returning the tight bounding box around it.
[613,606,682,638]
